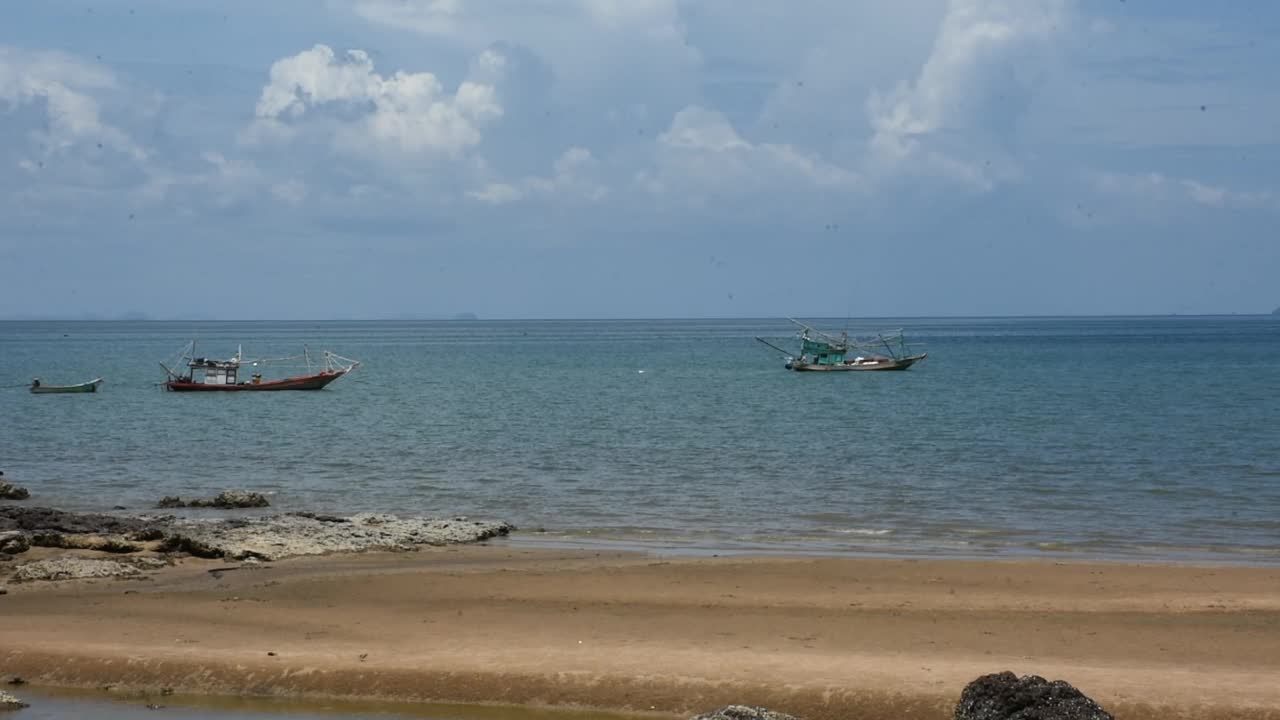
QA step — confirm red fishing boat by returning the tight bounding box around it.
[161,342,359,392]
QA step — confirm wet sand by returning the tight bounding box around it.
[3,547,1280,719]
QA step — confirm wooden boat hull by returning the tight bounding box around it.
[788,353,927,372]
[165,371,346,392]
[30,378,103,394]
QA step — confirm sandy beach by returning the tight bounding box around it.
[2,546,1279,719]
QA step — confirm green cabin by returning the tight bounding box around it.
[801,336,847,366]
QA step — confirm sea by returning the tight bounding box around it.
[2,316,1279,564]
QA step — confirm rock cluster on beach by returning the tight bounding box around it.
[0,690,28,711]
[0,503,514,582]
[156,490,270,509]
[690,673,1113,720]
[0,531,31,555]
[161,512,514,561]
[953,672,1114,720]
[0,481,29,501]
[8,557,153,583]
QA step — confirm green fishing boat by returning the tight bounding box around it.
[756,320,926,372]
[30,377,103,394]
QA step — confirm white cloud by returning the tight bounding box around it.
[660,107,749,152]
[866,0,1066,187]
[0,46,148,162]
[134,151,276,212]
[640,106,859,199]
[247,44,502,157]
[351,0,465,39]
[468,146,607,205]
[1093,171,1280,213]
[271,179,308,205]
[349,0,701,117]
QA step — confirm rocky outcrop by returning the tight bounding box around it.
[9,557,144,583]
[0,506,161,536]
[693,706,802,720]
[28,532,141,554]
[954,672,1114,720]
[163,513,515,561]
[3,506,513,571]
[156,490,271,509]
[0,482,28,501]
[0,690,29,710]
[0,532,29,555]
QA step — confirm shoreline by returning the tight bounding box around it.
[4,545,1280,719]
[8,499,1280,569]
[504,531,1280,568]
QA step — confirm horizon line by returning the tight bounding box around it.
[1,312,1276,322]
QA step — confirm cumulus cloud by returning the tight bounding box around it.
[468,146,607,205]
[350,0,701,120]
[0,45,147,162]
[1094,171,1280,213]
[639,106,858,199]
[135,151,272,211]
[247,44,502,157]
[866,0,1066,188]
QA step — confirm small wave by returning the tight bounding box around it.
[835,528,894,536]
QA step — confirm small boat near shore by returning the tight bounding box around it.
[756,319,926,372]
[161,342,359,392]
[29,377,103,394]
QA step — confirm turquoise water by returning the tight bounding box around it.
[2,317,1278,562]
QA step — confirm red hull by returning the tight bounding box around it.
[165,370,346,392]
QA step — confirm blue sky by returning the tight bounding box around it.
[2,0,1278,319]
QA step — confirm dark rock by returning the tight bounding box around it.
[288,511,348,523]
[0,531,30,555]
[95,538,143,554]
[26,532,140,554]
[29,531,66,547]
[128,527,166,542]
[693,707,802,720]
[954,672,1114,720]
[157,490,270,510]
[202,490,269,509]
[4,678,23,686]
[0,506,156,536]
[157,534,225,559]
[0,482,29,501]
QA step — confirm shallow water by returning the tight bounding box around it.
[12,688,658,720]
[3,316,1279,562]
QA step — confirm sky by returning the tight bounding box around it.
[1,0,1278,319]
